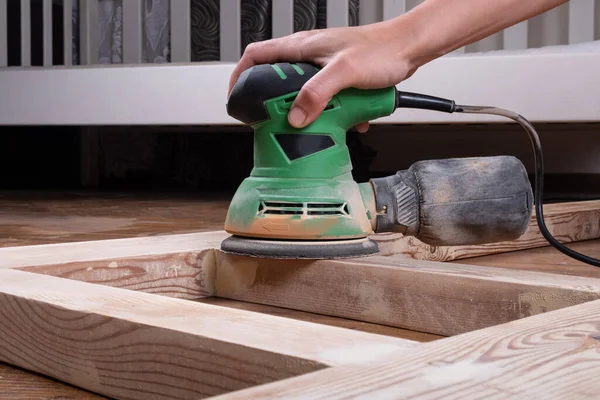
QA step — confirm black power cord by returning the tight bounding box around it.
[394,90,600,267]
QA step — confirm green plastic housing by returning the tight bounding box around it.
[224,85,396,241]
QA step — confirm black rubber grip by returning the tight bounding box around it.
[395,90,456,113]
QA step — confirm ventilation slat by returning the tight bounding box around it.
[272,0,294,38]
[327,0,349,27]
[63,0,72,66]
[0,0,6,67]
[43,0,52,66]
[220,0,241,61]
[123,0,143,63]
[20,0,31,66]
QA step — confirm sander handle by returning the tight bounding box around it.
[395,90,456,113]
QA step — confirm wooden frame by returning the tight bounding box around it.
[1,200,599,399]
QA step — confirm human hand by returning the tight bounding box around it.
[227,20,422,132]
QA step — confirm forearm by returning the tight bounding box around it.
[392,0,569,66]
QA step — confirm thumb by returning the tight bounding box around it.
[288,60,353,128]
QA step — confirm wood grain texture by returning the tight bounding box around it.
[459,238,600,278]
[198,298,442,343]
[372,200,600,261]
[0,230,229,269]
[1,192,597,265]
[0,192,229,248]
[0,362,106,400]
[214,298,600,399]
[1,231,229,300]
[18,250,217,300]
[0,269,416,400]
[215,252,600,336]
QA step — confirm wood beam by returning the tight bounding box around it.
[215,252,600,336]
[0,269,416,400]
[0,231,229,299]
[372,200,600,261]
[17,250,216,299]
[214,298,600,399]
[0,231,229,269]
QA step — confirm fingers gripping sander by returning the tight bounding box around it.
[221,62,534,259]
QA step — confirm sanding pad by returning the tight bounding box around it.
[220,235,379,259]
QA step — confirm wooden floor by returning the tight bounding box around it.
[1,191,599,399]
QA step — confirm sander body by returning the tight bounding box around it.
[222,62,534,259]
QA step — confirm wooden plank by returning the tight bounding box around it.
[20,0,31,66]
[569,0,595,44]
[372,200,600,261]
[0,269,416,400]
[271,0,294,38]
[43,0,52,66]
[0,0,6,67]
[214,252,600,336]
[170,0,191,62]
[1,197,595,268]
[213,297,600,399]
[122,0,143,63]
[199,297,443,342]
[0,231,227,299]
[459,239,600,278]
[327,0,349,28]
[0,362,104,399]
[0,231,229,269]
[63,0,72,65]
[17,250,217,300]
[219,0,241,61]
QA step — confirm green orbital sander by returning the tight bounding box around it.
[221,62,600,267]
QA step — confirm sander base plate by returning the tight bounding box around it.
[220,235,379,259]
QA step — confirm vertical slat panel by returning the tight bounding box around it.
[359,0,382,25]
[272,0,294,38]
[466,33,503,53]
[170,0,191,62]
[63,0,72,65]
[327,0,349,27]
[0,0,6,67]
[596,0,600,40]
[528,4,569,48]
[383,0,405,20]
[21,0,31,66]
[503,21,529,50]
[43,0,53,66]
[80,0,98,64]
[568,0,595,44]
[405,0,422,11]
[220,0,241,61]
[123,0,143,63]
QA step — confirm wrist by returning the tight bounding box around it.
[383,11,447,70]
